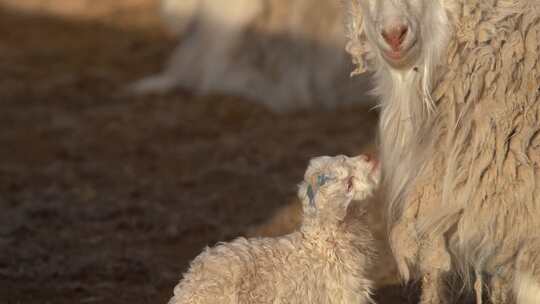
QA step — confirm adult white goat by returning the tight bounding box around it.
[346,0,540,303]
[129,0,373,112]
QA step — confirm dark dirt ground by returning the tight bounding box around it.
[0,1,418,303]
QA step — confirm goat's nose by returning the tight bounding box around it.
[382,25,408,51]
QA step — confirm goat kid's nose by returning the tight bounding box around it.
[382,25,408,51]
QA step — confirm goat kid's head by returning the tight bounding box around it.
[298,155,380,222]
[346,0,451,73]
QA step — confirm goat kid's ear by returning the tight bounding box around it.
[297,182,307,201]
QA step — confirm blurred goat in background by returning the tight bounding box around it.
[129,0,373,112]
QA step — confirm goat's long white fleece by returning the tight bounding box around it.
[347,0,540,303]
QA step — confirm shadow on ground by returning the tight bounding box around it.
[0,6,408,304]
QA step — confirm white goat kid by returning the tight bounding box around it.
[346,0,540,303]
[167,155,379,304]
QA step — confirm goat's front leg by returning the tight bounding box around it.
[489,274,511,304]
[389,217,419,281]
[418,236,452,304]
[389,195,423,281]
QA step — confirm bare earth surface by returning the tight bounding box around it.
[0,1,415,303]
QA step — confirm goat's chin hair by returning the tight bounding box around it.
[372,1,452,229]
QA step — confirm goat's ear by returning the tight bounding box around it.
[344,0,372,75]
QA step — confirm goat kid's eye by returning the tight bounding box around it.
[317,174,333,187]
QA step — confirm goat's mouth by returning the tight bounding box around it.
[347,177,354,192]
[381,39,419,68]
